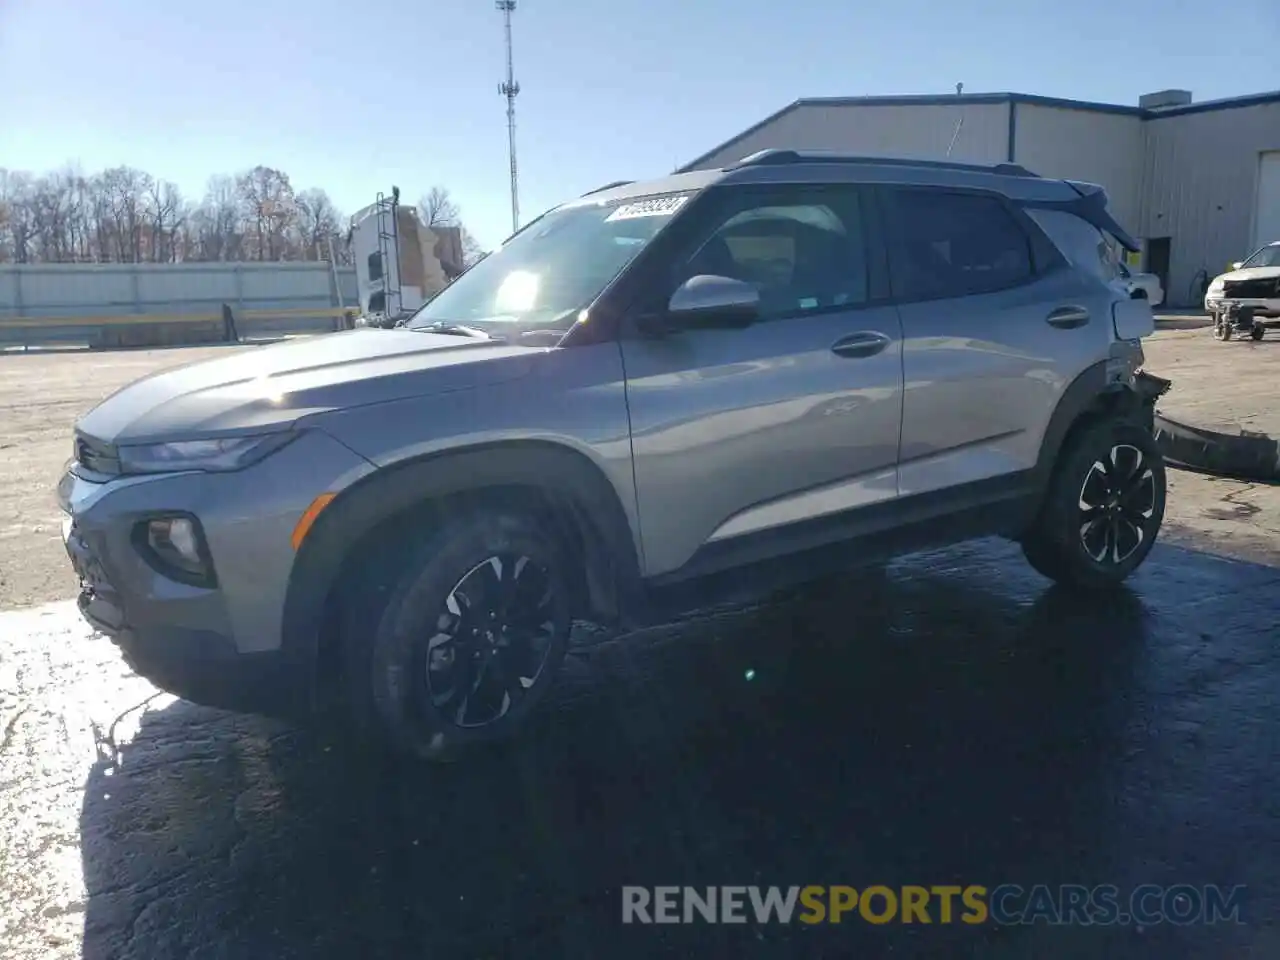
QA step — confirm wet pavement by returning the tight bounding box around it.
[1,536,1278,958]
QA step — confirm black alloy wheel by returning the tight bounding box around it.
[420,553,558,729]
[1076,444,1158,566]
[350,509,574,761]
[1020,419,1166,589]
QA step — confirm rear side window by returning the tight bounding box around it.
[1024,208,1120,282]
[886,189,1034,300]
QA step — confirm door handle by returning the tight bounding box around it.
[1046,306,1090,329]
[831,331,891,358]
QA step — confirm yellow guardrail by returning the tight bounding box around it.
[0,306,353,330]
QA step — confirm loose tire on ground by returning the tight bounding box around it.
[344,508,573,761]
[1152,413,1280,481]
[1021,419,1167,590]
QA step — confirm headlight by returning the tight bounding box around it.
[117,432,297,474]
[1207,278,1225,294]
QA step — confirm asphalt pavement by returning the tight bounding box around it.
[2,536,1277,959]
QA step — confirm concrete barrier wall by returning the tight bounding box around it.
[0,262,359,347]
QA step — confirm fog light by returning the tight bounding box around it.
[138,516,215,586]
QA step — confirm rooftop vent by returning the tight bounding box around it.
[1139,89,1192,110]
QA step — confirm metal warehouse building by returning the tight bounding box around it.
[677,89,1280,308]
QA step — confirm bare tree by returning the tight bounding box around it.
[189,175,245,262]
[237,165,295,261]
[0,160,478,270]
[145,179,186,262]
[0,170,37,263]
[460,228,488,267]
[292,188,343,261]
[418,186,461,227]
[95,166,153,262]
[417,186,489,267]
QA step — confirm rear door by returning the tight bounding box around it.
[879,185,1110,499]
[620,182,904,578]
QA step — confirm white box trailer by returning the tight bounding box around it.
[348,191,465,324]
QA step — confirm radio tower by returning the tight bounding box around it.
[496,0,521,234]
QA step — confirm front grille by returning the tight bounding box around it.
[75,434,121,475]
[1223,278,1280,299]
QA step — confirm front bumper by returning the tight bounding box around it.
[1204,295,1280,318]
[57,428,373,717]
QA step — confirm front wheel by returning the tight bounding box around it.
[350,509,573,761]
[1021,419,1166,590]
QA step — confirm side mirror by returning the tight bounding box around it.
[666,275,759,328]
[1231,261,1243,270]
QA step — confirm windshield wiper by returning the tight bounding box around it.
[412,321,496,340]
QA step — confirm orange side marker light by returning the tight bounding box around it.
[291,493,337,550]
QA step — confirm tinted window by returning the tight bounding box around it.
[679,188,869,320]
[888,190,1033,300]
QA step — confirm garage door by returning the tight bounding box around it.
[1255,151,1280,249]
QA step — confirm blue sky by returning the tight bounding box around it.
[2,0,1277,249]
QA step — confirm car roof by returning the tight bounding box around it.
[564,149,1082,211]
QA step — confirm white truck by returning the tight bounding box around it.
[347,187,466,327]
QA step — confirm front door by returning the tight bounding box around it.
[620,182,905,578]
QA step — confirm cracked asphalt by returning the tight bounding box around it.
[1,335,1278,959]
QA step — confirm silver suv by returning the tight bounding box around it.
[58,150,1169,760]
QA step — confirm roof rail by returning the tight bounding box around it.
[730,149,1039,178]
[581,180,634,197]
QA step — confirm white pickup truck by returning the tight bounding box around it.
[1205,242,1280,318]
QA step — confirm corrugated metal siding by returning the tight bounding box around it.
[1256,151,1280,249]
[1012,105,1144,233]
[1140,102,1280,306]
[682,102,1011,170]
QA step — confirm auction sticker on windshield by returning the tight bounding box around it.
[606,195,690,221]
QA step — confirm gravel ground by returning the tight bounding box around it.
[0,345,249,609]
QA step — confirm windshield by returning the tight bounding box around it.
[404,192,693,333]
[1241,244,1280,269]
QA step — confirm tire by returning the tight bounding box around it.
[1251,323,1265,341]
[1214,319,1232,341]
[346,508,573,761]
[1021,419,1166,590]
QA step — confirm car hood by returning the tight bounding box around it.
[77,329,541,444]
[1217,266,1280,284]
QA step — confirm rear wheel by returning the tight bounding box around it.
[1021,419,1166,590]
[348,508,572,761]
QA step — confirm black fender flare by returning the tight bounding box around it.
[1025,362,1167,524]
[280,440,644,700]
